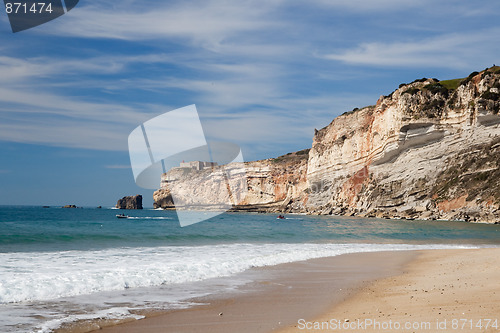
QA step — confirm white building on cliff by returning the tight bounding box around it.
[179,161,218,171]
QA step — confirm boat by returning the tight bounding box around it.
[116,214,129,219]
[277,215,285,220]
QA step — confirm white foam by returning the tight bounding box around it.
[0,243,481,304]
[35,308,144,333]
[126,216,172,220]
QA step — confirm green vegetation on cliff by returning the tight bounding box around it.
[272,148,310,163]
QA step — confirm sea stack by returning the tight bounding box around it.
[116,195,143,209]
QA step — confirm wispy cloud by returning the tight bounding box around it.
[0,118,130,151]
[104,165,131,169]
[1,0,498,160]
[0,54,183,85]
[0,23,345,155]
[323,28,500,69]
[308,0,430,11]
[0,46,381,156]
[0,87,146,123]
[0,0,303,153]
[41,0,282,47]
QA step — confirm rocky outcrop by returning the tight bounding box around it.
[154,66,500,223]
[153,189,174,209]
[116,195,143,209]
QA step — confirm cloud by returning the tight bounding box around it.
[0,82,162,151]
[323,28,500,69]
[0,54,182,85]
[0,1,304,153]
[0,118,130,151]
[0,87,146,122]
[308,0,430,11]
[104,165,131,169]
[40,0,282,47]
[198,92,375,156]
[35,0,302,68]
[2,0,497,161]
[0,45,374,155]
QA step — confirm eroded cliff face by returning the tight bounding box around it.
[235,151,309,213]
[307,68,500,222]
[154,67,500,223]
[153,150,309,213]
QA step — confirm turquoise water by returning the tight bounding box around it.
[2,206,500,253]
[1,206,499,332]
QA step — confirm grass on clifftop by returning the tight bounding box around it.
[341,105,375,117]
[488,65,500,73]
[440,66,500,90]
[439,78,463,90]
[272,148,310,163]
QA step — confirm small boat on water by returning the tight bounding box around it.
[116,214,129,219]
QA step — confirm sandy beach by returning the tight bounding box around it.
[65,248,500,333]
[280,248,500,333]
[76,251,414,333]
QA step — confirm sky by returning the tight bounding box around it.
[0,0,499,207]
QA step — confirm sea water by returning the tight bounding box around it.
[1,206,499,332]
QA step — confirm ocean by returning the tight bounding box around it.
[1,206,499,333]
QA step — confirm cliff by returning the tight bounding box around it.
[230,150,309,213]
[154,66,500,223]
[153,150,309,213]
[307,67,500,222]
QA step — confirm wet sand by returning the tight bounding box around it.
[80,251,415,333]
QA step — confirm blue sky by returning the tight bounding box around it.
[0,0,499,207]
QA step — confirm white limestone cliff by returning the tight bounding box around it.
[154,67,500,223]
[307,68,500,222]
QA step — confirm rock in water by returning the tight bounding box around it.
[116,195,143,209]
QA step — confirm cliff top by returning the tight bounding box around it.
[271,148,310,164]
[391,65,500,98]
[246,148,310,168]
[314,65,500,139]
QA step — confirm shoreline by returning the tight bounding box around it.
[150,205,500,225]
[58,248,500,333]
[64,251,416,333]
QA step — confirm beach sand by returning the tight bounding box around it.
[78,251,413,333]
[75,248,500,333]
[279,248,500,333]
